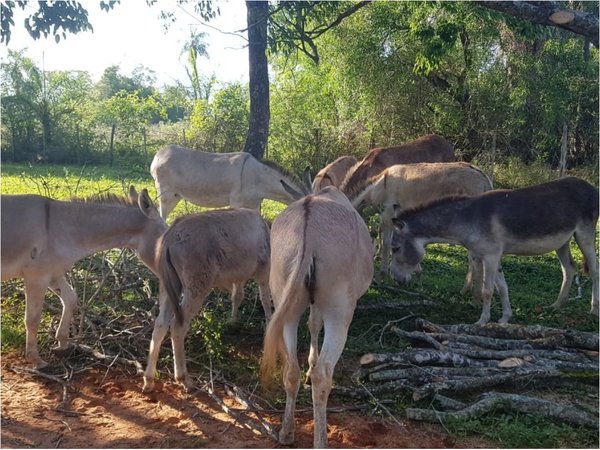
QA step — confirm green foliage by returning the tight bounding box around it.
[444,413,598,448]
[188,82,249,152]
[1,0,93,45]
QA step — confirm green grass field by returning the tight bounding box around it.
[1,161,598,448]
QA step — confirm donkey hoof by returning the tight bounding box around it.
[278,430,295,445]
[142,379,155,393]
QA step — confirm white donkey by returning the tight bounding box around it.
[142,208,272,392]
[311,155,357,192]
[350,162,493,285]
[151,145,309,219]
[261,186,374,448]
[1,187,166,369]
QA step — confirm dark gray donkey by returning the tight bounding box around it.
[389,177,599,325]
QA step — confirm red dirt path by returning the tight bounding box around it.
[1,352,494,448]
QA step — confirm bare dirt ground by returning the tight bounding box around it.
[1,352,495,449]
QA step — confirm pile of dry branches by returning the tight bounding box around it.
[344,319,599,429]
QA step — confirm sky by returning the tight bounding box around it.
[4,0,250,87]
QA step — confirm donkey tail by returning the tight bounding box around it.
[260,254,315,388]
[160,245,184,324]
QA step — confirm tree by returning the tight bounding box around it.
[243,0,269,159]
[181,30,210,101]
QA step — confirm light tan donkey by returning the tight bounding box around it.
[261,186,374,448]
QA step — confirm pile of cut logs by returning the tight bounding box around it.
[347,319,599,428]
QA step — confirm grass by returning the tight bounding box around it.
[1,159,598,448]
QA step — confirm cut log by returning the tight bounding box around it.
[424,331,565,350]
[360,350,496,368]
[416,319,599,350]
[369,366,505,383]
[412,367,563,400]
[406,392,599,429]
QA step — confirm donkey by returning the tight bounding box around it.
[339,134,455,196]
[350,162,493,284]
[389,177,599,325]
[151,145,309,219]
[142,208,272,392]
[311,155,357,192]
[0,187,166,369]
[261,186,374,448]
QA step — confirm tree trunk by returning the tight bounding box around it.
[109,124,116,166]
[559,123,568,177]
[243,0,270,160]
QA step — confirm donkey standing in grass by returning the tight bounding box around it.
[151,145,309,219]
[339,134,455,196]
[389,177,599,325]
[311,155,357,192]
[1,187,166,369]
[350,162,493,285]
[142,208,272,392]
[261,186,374,448]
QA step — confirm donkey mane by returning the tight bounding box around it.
[345,169,383,202]
[397,194,473,219]
[70,193,136,207]
[260,159,302,184]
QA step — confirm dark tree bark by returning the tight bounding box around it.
[243,0,270,160]
[474,1,599,47]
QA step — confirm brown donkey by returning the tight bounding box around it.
[1,187,166,369]
[142,208,272,392]
[311,155,357,192]
[340,134,455,196]
[390,177,599,325]
[261,186,374,448]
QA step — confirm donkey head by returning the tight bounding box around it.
[280,166,313,200]
[128,185,167,275]
[390,216,425,284]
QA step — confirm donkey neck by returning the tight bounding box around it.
[404,198,473,246]
[253,163,301,204]
[52,201,152,259]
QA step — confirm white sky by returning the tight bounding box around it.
[4,0,250,87]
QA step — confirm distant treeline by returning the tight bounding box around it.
[2,2,598,173]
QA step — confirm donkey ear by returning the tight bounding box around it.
[280,179,305,200]
[392,217,406,231]
[138,188,157,218]
[302,166,313,194]
[128,185,139,202]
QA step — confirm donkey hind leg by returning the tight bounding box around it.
[305,305,323,384]
[310,304,354,448]
[279,319,302,446]
[462,252,484,302]
[257,280,273,321]
[378,206,394,281]
[548,242,577,310]
[170,289,209,391]
[494,265,512,325]
[143,288,175,392]
[475,256,502,326]
[573,228,599,315]
[50,276,78,353]
[23,276,51,369]
[230,282,245,322]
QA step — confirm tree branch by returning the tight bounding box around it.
[474,1,599,46]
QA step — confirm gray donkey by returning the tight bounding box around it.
[390,177,599,325]
[142,208,272,392]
